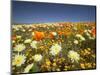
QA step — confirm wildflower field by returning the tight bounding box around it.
[12,22,96,74]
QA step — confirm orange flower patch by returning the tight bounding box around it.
[33,31,45,41]
[12,35,16,40]
[58,31,64,36]
[91,28,96,37]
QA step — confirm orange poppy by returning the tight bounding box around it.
[91,28,96,37]
[34,31,45,41]
[79,29,84,34]
[12,35,16,40]
[58,31,64,36]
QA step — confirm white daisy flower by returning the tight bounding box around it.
[51,32,57,36]
[30,41,38,49]
[50,44,62,56]
[24,39,32,43]
[12,54,26,66]
[14,44,26,52]
[68,50,80,62]
[33,54,42,62]
[74,40,78,44]
[12,40,15,43]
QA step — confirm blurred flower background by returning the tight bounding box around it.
[12,22,96,74]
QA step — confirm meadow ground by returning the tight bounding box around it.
[11,22,96,74]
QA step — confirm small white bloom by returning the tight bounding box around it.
[32,32,35,36]
[74,40,78,44]
[22,29,26,32]
[76,34,85,41]
[12,54,26,66]
[28,29,32,32]
[80,37,85,41]
[68,50,80,62]
[52,32,57,36]
[86,32,91,37]
[14,44,26,52]
[24,39,32,43]
[33,54,42,62]
[16,35,22,39]
[12,25,19,31]
[89,37,95,40]
[84,30,88,33]
[24,63,34,73]
[84,30,91,37]
[30,41,38,49]
[84,30,94,40]
[84,29,91,33]
[12,40,15,43]
[50,44,62,56]
[76,34,82,38]
[88,30,91,33]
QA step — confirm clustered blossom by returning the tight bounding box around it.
[68,50,80,62]
[12,54,26,66]
[14,44,26,52]
[50,44,62,56]
[33,54,43,62]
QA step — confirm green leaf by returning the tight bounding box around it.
[30,63,39,73]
